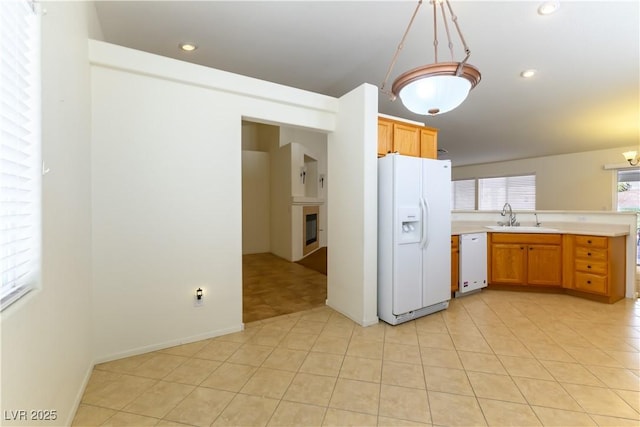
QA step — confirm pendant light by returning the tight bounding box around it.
[381,0,481,116]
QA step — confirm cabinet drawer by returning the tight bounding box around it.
[574,235,608,249]
[490,233,562,245]
[575,259,607,275]
[574,272,607,294]
[575,246,607,261]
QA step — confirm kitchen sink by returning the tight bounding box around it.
[485,225,559,233]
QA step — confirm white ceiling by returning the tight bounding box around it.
[93,1,639,166]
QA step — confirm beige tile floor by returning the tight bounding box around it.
[73,289,640,427]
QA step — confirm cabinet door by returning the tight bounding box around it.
[377,119,394,156]
[420,128,438,159]
[490,243,526,284]
[451,236,459,292]
[393,123,421,157]
[527,244,562,286]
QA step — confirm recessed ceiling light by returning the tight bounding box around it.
[520,69,537,78]
[538,1,559,15]
[179,43,198,52]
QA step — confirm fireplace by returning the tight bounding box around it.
[303,205,319,256]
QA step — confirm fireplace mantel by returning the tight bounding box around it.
[291,197,324,206]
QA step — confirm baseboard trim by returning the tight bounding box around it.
[325,299,378,327]
[65,360,96,426]
[94,324,244,364]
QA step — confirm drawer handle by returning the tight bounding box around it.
[586,280,592,284]
[587,240,592,244]
[587,265,591,269]
[587,252,592,256]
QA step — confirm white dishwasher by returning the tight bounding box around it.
[458,232,488,295]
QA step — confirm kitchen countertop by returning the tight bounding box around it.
[452,221,630,237]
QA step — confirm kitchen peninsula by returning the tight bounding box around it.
[451,211,637,303]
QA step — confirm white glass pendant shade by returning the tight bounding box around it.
[381,1,481,116]
[399,75,471,115]
[391,62,481,116]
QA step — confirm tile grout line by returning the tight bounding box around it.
[74,291,640,426]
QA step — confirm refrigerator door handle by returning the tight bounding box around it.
[420,197,430,249]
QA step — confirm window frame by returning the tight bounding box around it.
[1,0,42,311]
[451,173,537,211]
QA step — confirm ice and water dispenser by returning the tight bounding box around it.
[398,207,421,244]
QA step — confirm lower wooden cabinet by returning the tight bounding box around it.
[451,235,459,293]
[490,242,526,285]
[563,234,626,303]
[484,231,627,303]
[489,233,562,287]
[527,243,563,285]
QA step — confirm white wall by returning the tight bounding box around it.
[270,143,293,260]
[327,84,379,326]
[89,40,376,360]
[241,151,270,254]
[453,145,639,211]
[0,2,101,425]
[241,122,278,255]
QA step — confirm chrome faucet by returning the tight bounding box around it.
[534,212,542,227]
[501,203,518,226]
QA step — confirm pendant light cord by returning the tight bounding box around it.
[380,0,424,97]
[380,0,478,99]
[445,0,472,74]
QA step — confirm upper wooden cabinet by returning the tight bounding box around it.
[377,119,393,156]
[393,123,421,157]
[420,128,437,159]
[377,117,438,159]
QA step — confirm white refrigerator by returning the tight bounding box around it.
[378,154,451,325]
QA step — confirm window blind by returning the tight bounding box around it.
[1,0,41,310]
[616,168,640,214]
[618,168,640,183]
[451,179,476,210]
[478,175,535,211]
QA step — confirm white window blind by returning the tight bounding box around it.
[451,179,476,210]
[478,175,535,210]
[1,0,41,310]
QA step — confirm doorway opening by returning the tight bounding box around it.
[241,121,328,323]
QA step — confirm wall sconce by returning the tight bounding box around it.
[196,288,203,300]
[300,166,307,184]
[622,151,639,166]
[319,174,325,188]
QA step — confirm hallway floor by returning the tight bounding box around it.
[242,252,327,323]
[73,290,639,426]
